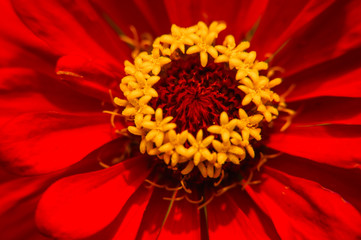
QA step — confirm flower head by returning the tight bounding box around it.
[1,0,361,239]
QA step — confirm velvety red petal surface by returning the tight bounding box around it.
[0,112,114,175]
[0,67,104,126]
[92,0,158,37]
[56,55,123,101]
[157,198,200,240]
[0,175,54,240]
[251,0,335,59]
[135,187,201,239]
[11,0,130,63]
[247,167,361,239]
[108,186,154,240]
[289,97,361,126]
[267,124,361,168]
[266,154,361,213]
[36,155,152,239]
[208,191,278,240]
[0,0,56,76]
[273,0,361,76]
[282,49,361,101]
[163,0,267,41]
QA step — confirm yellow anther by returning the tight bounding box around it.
[141,49,172,75]
[160,24,198,54]
[186,21,224,67]
[159,130,188,166]
[142,108,176,147]
[212,140,245,166]
[207,112,238,142]
[215,36,250,69]
[181,160,195,175]
[187,130,214,166]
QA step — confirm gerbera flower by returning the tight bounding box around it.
[1,0,361,239]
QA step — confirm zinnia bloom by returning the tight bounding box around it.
[1,0,361,239]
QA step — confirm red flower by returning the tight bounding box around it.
[1,0,361,239]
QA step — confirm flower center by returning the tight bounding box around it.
[151,54,244,134]
[113,21,291,193]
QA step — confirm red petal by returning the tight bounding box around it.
[136,188,200,239]
[0,175,54,240]
[12,0,130,62]
[281,48,361,101]
[267,125,361,168]
[133,0,171,36]
[163,0,267,41]
[0,0,55,76]
[266,154,361,213]
[109,186,153,240]
[92,0,155,37]
[289,97,361,125]
[56,55,123,101]
[273,0,361,76]
[251,0,334,59]
[0,112,114,175]
[208,190,278,239]
[246,167,361,239]
[0,68,103,126]
[35,155,152,239]
[158,199,200,240]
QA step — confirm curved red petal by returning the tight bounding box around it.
[289,97,361,125]
[246,167,361,239]
[266,154,361,213]
[0,175,54,240]
[267,124,361,168]
[0,112,114,175]
[251,0,335,59]
[35,155,152,239]
[163,0,267,41]
[273,0,361,76]
[137,188,201,239]
[281,48,361,101]
[157,199,200,240]
[208,191,278,239]
[11,0,130,63]
[56,55,123,101]
[133,0,171,36]
[0,0,55,76]
[0,68,103,125]
[92,0,155,37]
[107,186,153,240]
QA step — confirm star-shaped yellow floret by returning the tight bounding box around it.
[238,76,282,121]
[186,21,225,67]
[158,129,188,166]
[139,49,171,75]
[127,114,154,154]
[124,57,153,76]
[142,108,177,147]
[212,140,245,166]
[115,95,154,117]
[187,130,214,166]
[215,35,250,69]
[160,24,198,54]
[207,112,238,142]
[236,109,263,144]
[234,51,268,81]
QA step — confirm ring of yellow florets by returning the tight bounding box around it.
[114,21,282,178]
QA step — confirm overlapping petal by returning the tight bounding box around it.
[0,112,114,175]
[35,155,152,239]
[266,124,361,168]
[247,167,361,239]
